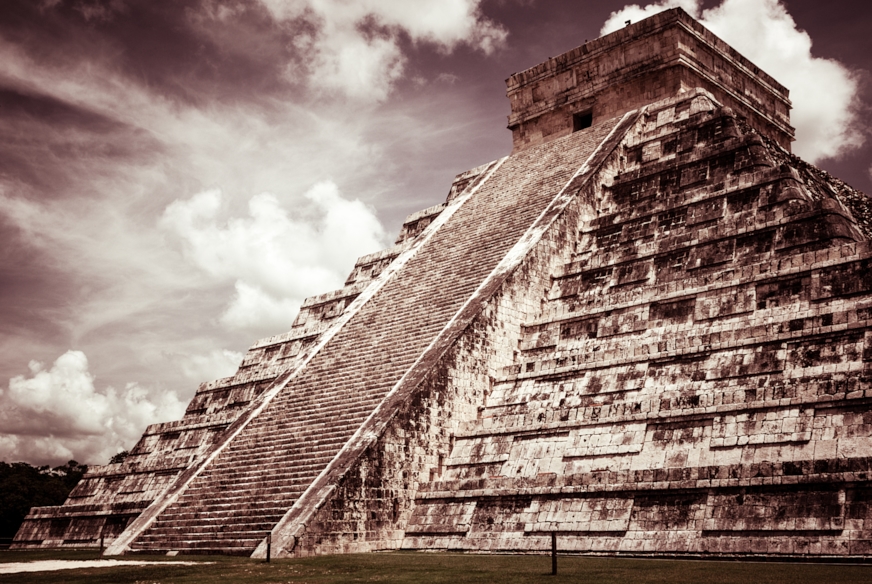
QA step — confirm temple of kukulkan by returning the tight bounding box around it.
[15,8,872,559]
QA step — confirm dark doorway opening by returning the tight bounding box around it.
[573,111,593,131]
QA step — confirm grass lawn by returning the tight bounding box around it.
[2,550,872,583]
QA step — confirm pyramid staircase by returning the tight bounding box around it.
[116,114,629,555]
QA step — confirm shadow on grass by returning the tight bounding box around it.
[2,550,872,583]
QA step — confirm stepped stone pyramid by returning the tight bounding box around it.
[15,8,872,559]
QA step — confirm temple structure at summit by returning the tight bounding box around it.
[15,8,872,559]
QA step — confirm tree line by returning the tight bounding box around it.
[0,460,88,542]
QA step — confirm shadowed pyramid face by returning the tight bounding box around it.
[15,9,872,562]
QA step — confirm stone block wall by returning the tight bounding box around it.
[282,119,623,555]
[403,91,872,559]
[506,8,793,153]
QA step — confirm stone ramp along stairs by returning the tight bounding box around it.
[109,111,634,556]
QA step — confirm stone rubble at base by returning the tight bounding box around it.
[14,7,872,560]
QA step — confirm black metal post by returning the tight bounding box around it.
[266,532,271,563]
[100,533,105,553]
[551,531,557,575]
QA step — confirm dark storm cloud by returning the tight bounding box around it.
[0,225,70,343]
[0,88,161,197]
[0,0,298,106]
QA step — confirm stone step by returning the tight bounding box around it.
[140,523,281,539]
[169,495,304,511]
[151,508,289,524]
[215,434,350,454]
[190,475,320,493]
[212,434,353,460]
[142,516,281,543]
[172,481,307,501]
[133,537,267,549]
[135,523,276,535]
[131,537,261,552]
[169,490,303,509]
[210,447,350,469]
[194,473,321,489]
[221,403,373,432]
[148,518,285,531]
[190,459,331,480]
[130,546,258,554]
[257,395,384,414]
[194,468,326,486]
[144,514,282,529]
[209,449,337,466]
[225,421,366,437]
[141,527,281,541]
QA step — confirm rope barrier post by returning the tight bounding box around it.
[266,532,271,563]
[551,531,557,575]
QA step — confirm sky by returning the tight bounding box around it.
[0,0,869,466]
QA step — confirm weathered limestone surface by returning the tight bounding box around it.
[506,9,793,153]
[404,90,872,558]
[15,7,872,560]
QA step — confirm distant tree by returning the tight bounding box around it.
[109,450,129,465]
[0,460,88,541]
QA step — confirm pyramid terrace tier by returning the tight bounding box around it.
[511,245,872,376]
[405,481,871,556]
[400,93,872,559]
[395,204,448,245]
[506,8,793,153]
[344,242,411,286]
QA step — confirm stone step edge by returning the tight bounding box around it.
[416,473,872,501]
[534,241,871,328]
[569,197,852,280]
[500,318,872,387]
[458,394,872,440]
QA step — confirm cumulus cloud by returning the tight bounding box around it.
[601,0,863,163]
[175,348,243,383]
[257,0,507,100]
[160,181,387,333]
[220,281,304,331]
[0,350,186,465]
[0,2,483,471]
[600,0,698,30]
